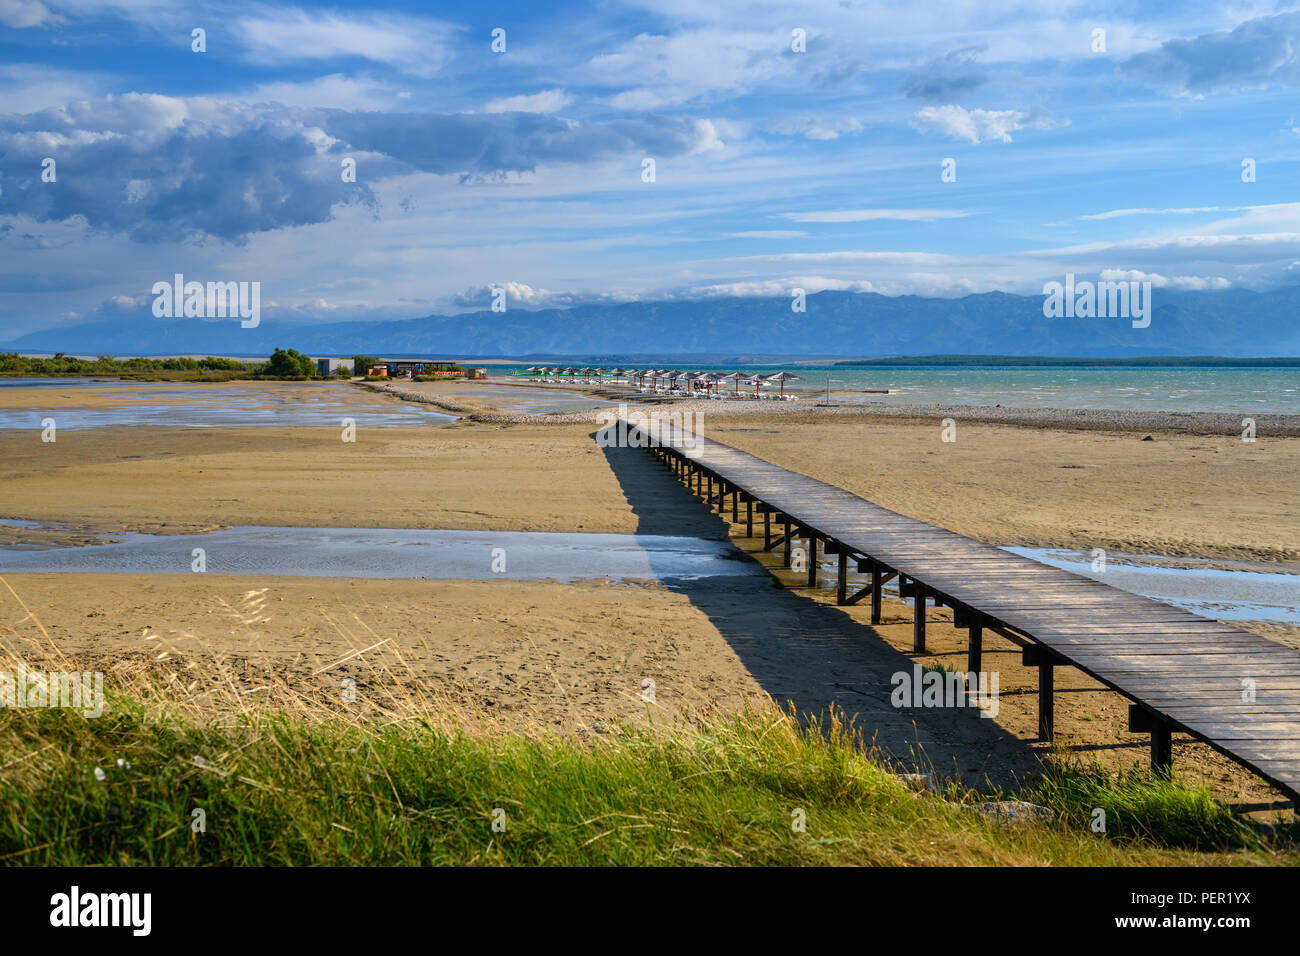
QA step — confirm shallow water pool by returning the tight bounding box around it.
[0,524,763,583]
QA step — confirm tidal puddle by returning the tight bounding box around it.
[1004,547,1300,623]
[0,525,762,583]
[0,380,456,429]
[786,537,1300,623]
[458,384,619,415]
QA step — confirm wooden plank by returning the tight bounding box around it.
[626,419,1300,801]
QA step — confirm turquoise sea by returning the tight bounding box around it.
[494,365,1300,415]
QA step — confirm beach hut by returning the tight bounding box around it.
[766,370,804,398]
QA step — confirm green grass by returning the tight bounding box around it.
[1,696,1291,866]
[1031,762,1251,851]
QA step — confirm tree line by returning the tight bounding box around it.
[0,350,380,380]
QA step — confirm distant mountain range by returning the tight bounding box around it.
[5,286,1299,358]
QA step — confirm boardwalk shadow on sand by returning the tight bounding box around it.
[597,437,1044,793]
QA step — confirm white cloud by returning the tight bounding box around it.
[586,30,792,109]
[234,10,459,77]
[687,277,876,297]
[1099,269,1231,290]
[1080,206,1231,220]
[0,0,55,28]
[727,230,808,239]
[780,208,971,223]
[239,75,401,110]
[690,118,726,153]
[912,104,1064,144]
[452,281,646,310]
[485,89,574,114]
[0,65,102,113]
[768,116,862,140]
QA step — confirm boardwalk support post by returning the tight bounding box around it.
[870,568,883,624]
[617,419,1298,808]
[807,535,818,588]
[1023,645,1054,741]
[913,586,926,653]
[1129,705,1174,774]
[746,499,753,537]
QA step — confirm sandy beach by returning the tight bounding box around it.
[7,379,1295,563]
[1,377,1298,808]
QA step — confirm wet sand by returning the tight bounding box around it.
[2,393,1295,563]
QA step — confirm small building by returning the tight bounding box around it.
[468,368,488,380]
[368,364,388,378]
[386,360,463,378]
[314,357,355,377]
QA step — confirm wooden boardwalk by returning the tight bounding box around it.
[622,417,1300,803]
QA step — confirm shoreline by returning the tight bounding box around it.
[362,377,1300,435]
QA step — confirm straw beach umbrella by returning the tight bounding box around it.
[720,371,748,396]
[766,371,803,397]
[697,372,723,397]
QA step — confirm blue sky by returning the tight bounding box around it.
[2,0,1300,337]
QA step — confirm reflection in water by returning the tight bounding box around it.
[0,525,763,583]
[1003,547,1300,623]
[785,537,1299,624]
[0,381,455,429]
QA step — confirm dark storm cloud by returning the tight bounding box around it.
[315,110,709,178]
[0,101,375,243]
[901,45,988,101]
[0,98,711,243]
[1122,12,1300,94]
